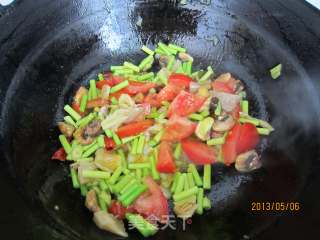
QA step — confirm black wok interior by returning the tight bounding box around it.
[1,0,320,239]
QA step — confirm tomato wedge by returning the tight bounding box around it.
[157,141,176,173]
[96,75,123,89]
[181,139,217,165]
[109,200,135,219]
[162,115,196,142]
[116,120,153,138]
[168,73,192,89]
[51,147,66,161]
[157,83,181,103]
[222,123,259,165]
[143,93,161,107]
[237,123,259,154]
[167,91,206,117]
[86,98,109,109]
[222,123,241,166]
[133,176,169,223]
[104,137,116,150]
[123,81,156,95]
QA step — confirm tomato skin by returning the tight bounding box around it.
[181,139,217,165]
[86,98,109,109]
[162,115,196,142]
[157,141,176,173]
[104,137,116,150]
[133,177,169,224]
[236,123,259,154]
[116,120,154,138]
[124,81,156,95]
[222,123,259,165]
[51,147,67,161]
[222,123,242,165]
[109,200,135,219]
[157,84,181,103]
[144,93,161,107]
[167,91,206,117]
[168,73,192,89]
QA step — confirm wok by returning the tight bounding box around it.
[0,0,320,239]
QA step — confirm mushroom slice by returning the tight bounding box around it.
[94,148,121,172]
[58,122,75,137]
[235,150,262,172]
[84,120,102,137]
[85,189,100,212]
[212,90,241,112]
[212,115,235,132]
[93,211,128,237]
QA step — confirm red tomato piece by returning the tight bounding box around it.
[222,123,242,166]
[236,123,259,154]
[157,83,181,103]
[222,123,259,165]
[157,141,176,173]
[167,91,206,117]
[168,73,192,89]
[143,93,161,107]
[133,176,169,223]
[108,200,135,219]
[181,139,217,165]
[51,147,66,161]
[116,120,154,138]
[104,137,116,150]
[162,115,196,141]
[86,98,109,109]
[123,81,156,95]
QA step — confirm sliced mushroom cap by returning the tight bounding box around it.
[85,189,100,212]
[84,120,102,137]
[73,86,88,103]
[212,114,235,132]
[101,85,110,99]
[235,150,262,173]
[93,211,128,237]
[73,127,94,145]
[212,90,241,112]
[174,196,197,219]
[58,122,75,137]
[214,73,232,83]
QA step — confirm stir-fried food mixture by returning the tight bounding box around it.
[52,42,274,237]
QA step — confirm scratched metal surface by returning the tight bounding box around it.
[0,0,320,240]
